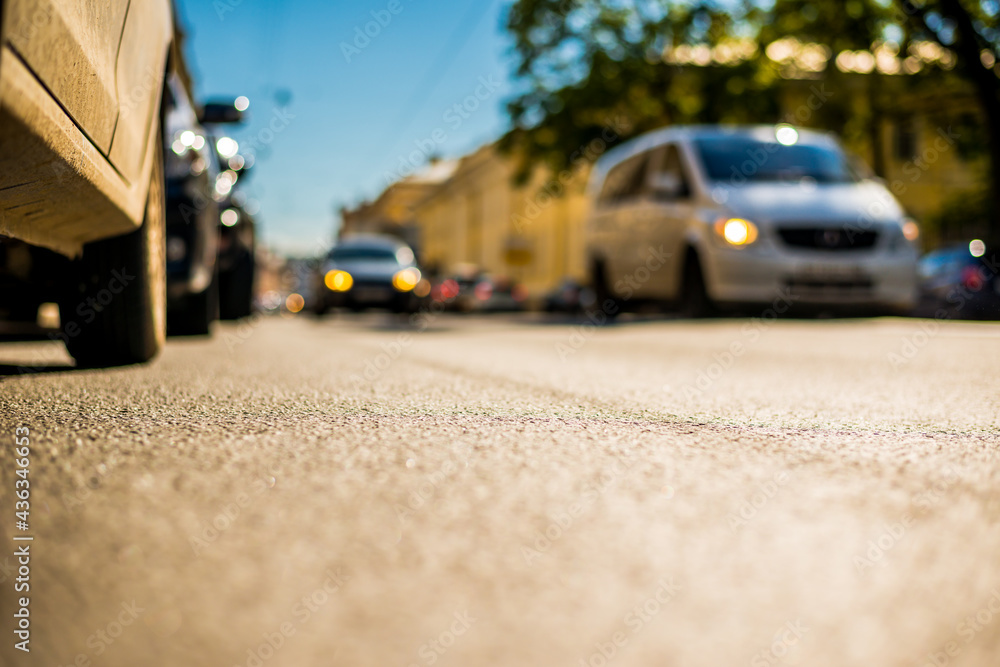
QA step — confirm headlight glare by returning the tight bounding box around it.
[392,268,421,292]
[715,218,759,247]
[325,270,353,292]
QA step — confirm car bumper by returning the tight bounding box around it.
[704,245,919,311]
[321,283,414,310]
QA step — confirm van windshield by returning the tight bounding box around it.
[330,247,399,262]
[693,137,859,184]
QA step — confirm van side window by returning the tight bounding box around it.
[646,144,691,200]
[599,153,649,206]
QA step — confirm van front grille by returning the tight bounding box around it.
[778,228,878,251]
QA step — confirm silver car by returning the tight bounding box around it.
[585,125,920,315]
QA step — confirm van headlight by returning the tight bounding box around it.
[714,218,759,247]
[325,270,353,292]
[392,268,421,292]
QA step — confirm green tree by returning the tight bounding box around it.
[502,0,999,238]
[894,0,1000,240]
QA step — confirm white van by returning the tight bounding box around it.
[585,125,920,315]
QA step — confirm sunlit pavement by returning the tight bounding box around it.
[1,314,999,666]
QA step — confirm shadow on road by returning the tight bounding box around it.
[0,362,76,379]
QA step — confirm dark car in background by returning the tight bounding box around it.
[543,278,596,314]
[164,90,249,335]
[431,269,526,313]
[313,235,426,315]
[164,77,217,335]
[202,104,257,322]
[916,241,1000,320]
[216,184,257,321]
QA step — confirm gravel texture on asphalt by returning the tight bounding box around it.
[1,314,998,667]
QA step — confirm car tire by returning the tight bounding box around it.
[590,259,620,321]
[219,250,254,320]
[168,273,218,337]
[61,141,167,367]
[680,250,715,318]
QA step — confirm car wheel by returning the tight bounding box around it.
[219,250,254,320]
[61,140,166,367]
[590,259,620,320]
[680,249,715,318]
[168,273,218,337]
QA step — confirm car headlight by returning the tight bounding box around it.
[392,267,422,292]
[325,270,353,292]
[714,218,759,247]
[902,218,920,242]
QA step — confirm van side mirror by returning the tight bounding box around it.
[199,100,245,125]
[650,172,683,199]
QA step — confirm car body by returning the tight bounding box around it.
[163,73,221,335]
[467,275,527,313]
[216,192,257,320]
[0,0,175,364]
[543,278,596,314]
[431,271,526,313]
[314,235,424,314]
[916,242,1000,320]
[585,125,920,316]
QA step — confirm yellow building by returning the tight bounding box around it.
[340,159,459,251]
[413,144,591,297]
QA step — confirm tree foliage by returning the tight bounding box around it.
[502,0,1000,236]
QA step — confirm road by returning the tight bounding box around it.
[1,313,999,667]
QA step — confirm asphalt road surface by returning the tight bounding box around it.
[1,313,999,667]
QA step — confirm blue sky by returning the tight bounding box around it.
[175,0,515,255]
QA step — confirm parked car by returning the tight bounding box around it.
[469,275,528,313]
[313,235,424,314]
[430,271,526,313]
[216,195,257,320]
[543,278,596,314]
[0,0,175,365]
[164,81,246,335]
[916,241,1000,320]
[585,125,920,317]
